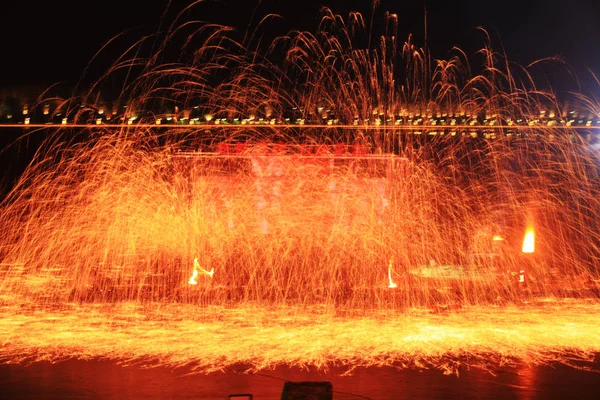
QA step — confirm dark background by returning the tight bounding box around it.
[0,0,599,91]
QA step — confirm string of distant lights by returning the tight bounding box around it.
[3,123,600,130]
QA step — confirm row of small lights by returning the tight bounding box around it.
[12,106,600,126]
[19,116,600,127]
[151,116,600,127]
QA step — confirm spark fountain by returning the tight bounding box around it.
[1,5,600,375]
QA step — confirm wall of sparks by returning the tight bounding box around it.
[1,5,600,373]
[0,10,600,308]
[1,128,599,309]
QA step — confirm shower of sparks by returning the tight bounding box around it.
[1,299,600,374]
[2,4,600,374]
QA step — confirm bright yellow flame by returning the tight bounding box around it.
[188,268,199,285]
[522,228,535,253]
[492,235,504,241]
[189,258,214,285]
[388,259,397,288]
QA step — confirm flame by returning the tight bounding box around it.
[188,258,214,285]
[188,268,199,285]
[522,228,535,253]
[388,259,397,288]
[492,235,504,241]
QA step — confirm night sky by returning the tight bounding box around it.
[1,0,599,91]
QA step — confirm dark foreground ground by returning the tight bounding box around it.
[2,360,600,399]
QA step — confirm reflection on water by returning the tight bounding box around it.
[1,361,600,399]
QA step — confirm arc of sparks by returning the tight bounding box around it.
[189,258,214,285]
